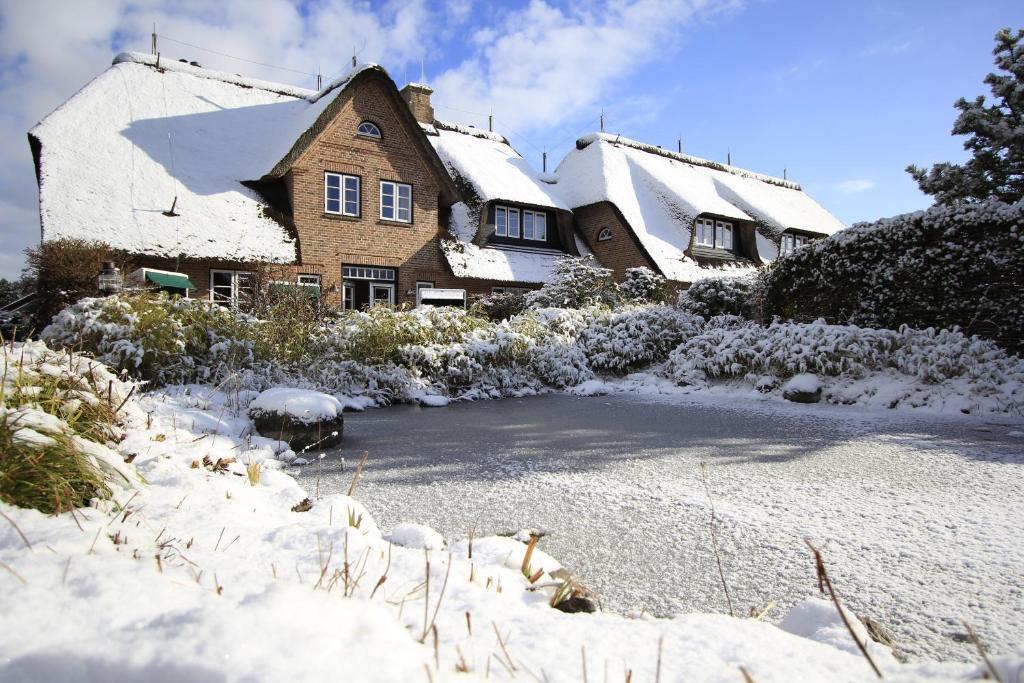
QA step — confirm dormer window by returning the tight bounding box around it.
[597,227,613,241]
[357,121,382,139]
[694,217,733,250]
[495,205,548,242]
[780,233,809,255]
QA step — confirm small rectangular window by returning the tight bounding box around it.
[495,206,507,237]
[523,211,535,240]
[380,181,412,222]
[508,208,520,238]
[535,213,547,241]
[326,173,359,216]
[721,222,733,250]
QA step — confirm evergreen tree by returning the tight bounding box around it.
[907,28,1024,204]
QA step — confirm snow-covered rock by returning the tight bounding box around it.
[783,373,823,403]
[385,523,445,550]
[248,388,344,449]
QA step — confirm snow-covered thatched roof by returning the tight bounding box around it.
[553,133,846,280]
[29,52,457,264]
[425,120,568,211]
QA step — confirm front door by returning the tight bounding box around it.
[370,283,395,306]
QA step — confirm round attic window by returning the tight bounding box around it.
[597,227,613,241]
[357,121,382,139]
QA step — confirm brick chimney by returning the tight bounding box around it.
[400,83,434,124]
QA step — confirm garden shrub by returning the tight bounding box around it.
[678,275,755,319]
[525,256,618,309]
[579,306,703,372]
[760,199,1024,353]
[618,267,668,303]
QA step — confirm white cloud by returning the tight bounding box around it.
[430,0,741,138]
[836,179,876,194]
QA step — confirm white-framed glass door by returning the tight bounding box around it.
[370,283,395,306]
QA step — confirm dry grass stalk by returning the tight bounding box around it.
[521,534,539,579]
[455,645,470,673]
[655,635,664,683]
[432,623,439,670]
[805,540,882,679]
[465,610,472,636]
[581,645,588,683]
[347,451,369,496]
[370,542,392,599]
[739,665,756,683]
[0,508,33,550]
[421,553,453,643]
[962,620,1003,683]
[246,460,261,487]
[698,462,735,617]
[0,559,26,584]
[491,622,518,673]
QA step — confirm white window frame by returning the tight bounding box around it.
[342,282,355,310]
[209,269,255,308]
[695,217,733,249]
[343,266,396,281]
[297,274,321,287]
[522,210,547,241]
[356,121,382,139]
[597,227,613,242]
[695,218,714,246]
[380,181,412,223]
[325,173,360,217]
[370,283,395,306]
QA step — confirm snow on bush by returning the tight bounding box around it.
[525,255,617,309]
[618,266,667,303]
[678,275,756,319]
[761,199,1024,353]
[663,319,1024,414]
[579,305,703,373]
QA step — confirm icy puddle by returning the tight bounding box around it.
[296,391,1024,663]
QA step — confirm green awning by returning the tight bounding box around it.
[269,283,321,299]
[145,271,196,290]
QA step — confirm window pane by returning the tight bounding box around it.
[723,225,733,249]
[398,184,411,222]
[524,212,534,239]
[496,207,507,236]
[508,209,520,238]
[381,182,395,219]
[536,214,546,240]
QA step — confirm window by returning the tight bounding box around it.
[597,227,613,241]
[780,233,809,256]
[325,173,359,216]
[297,274,321,293]
[357,121,381,139]
[694,217,733,250]
[416,281,435,296]
[342,266,395,281]
[342,282,355,310]
[522,210,547,241]
[380,181,412,222]
[210,269,255,309]
[495,205,521,238]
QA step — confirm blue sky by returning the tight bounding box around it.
[0,0,1021,279]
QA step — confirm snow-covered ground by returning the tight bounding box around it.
[297,387,1024,665]
[3,379,1021,682]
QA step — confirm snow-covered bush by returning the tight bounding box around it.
[761,199,1024,353]
[337,305,490,365]
[526,256,618,309]
[663,319,1024,413]
[618,267,667,303]
[678,275,755,319]
[474,291,529,321]
[579,306,703,373]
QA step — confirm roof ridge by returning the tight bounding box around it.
[113,52,316,99]
[433,119,510,145]
[577,132,802,191]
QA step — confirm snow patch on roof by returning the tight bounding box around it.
[428,120,568,211]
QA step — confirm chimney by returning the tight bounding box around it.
[400,83,434,124]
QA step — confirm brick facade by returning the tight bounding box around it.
[573,202,658,281]
[285,73,454,307]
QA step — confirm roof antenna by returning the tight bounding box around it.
[163,132,179,217]
[317,64,322,90]
[599,108,605,133]
[727,149,732,166]
[151,23,157,55]
[543,148,548,173]
[351,47,357,69]
[677,136,683,154]
[783,165,788,180]
[488,108,493,132]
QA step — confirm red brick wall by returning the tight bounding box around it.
[287,74,450,306]
[573,202,658,281]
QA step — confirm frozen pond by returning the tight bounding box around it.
[295,391,1024,663]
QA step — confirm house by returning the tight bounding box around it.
[30,52,845,310]
[29,52,464,308]
[422,119,590,296]
[552,133,845,284]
